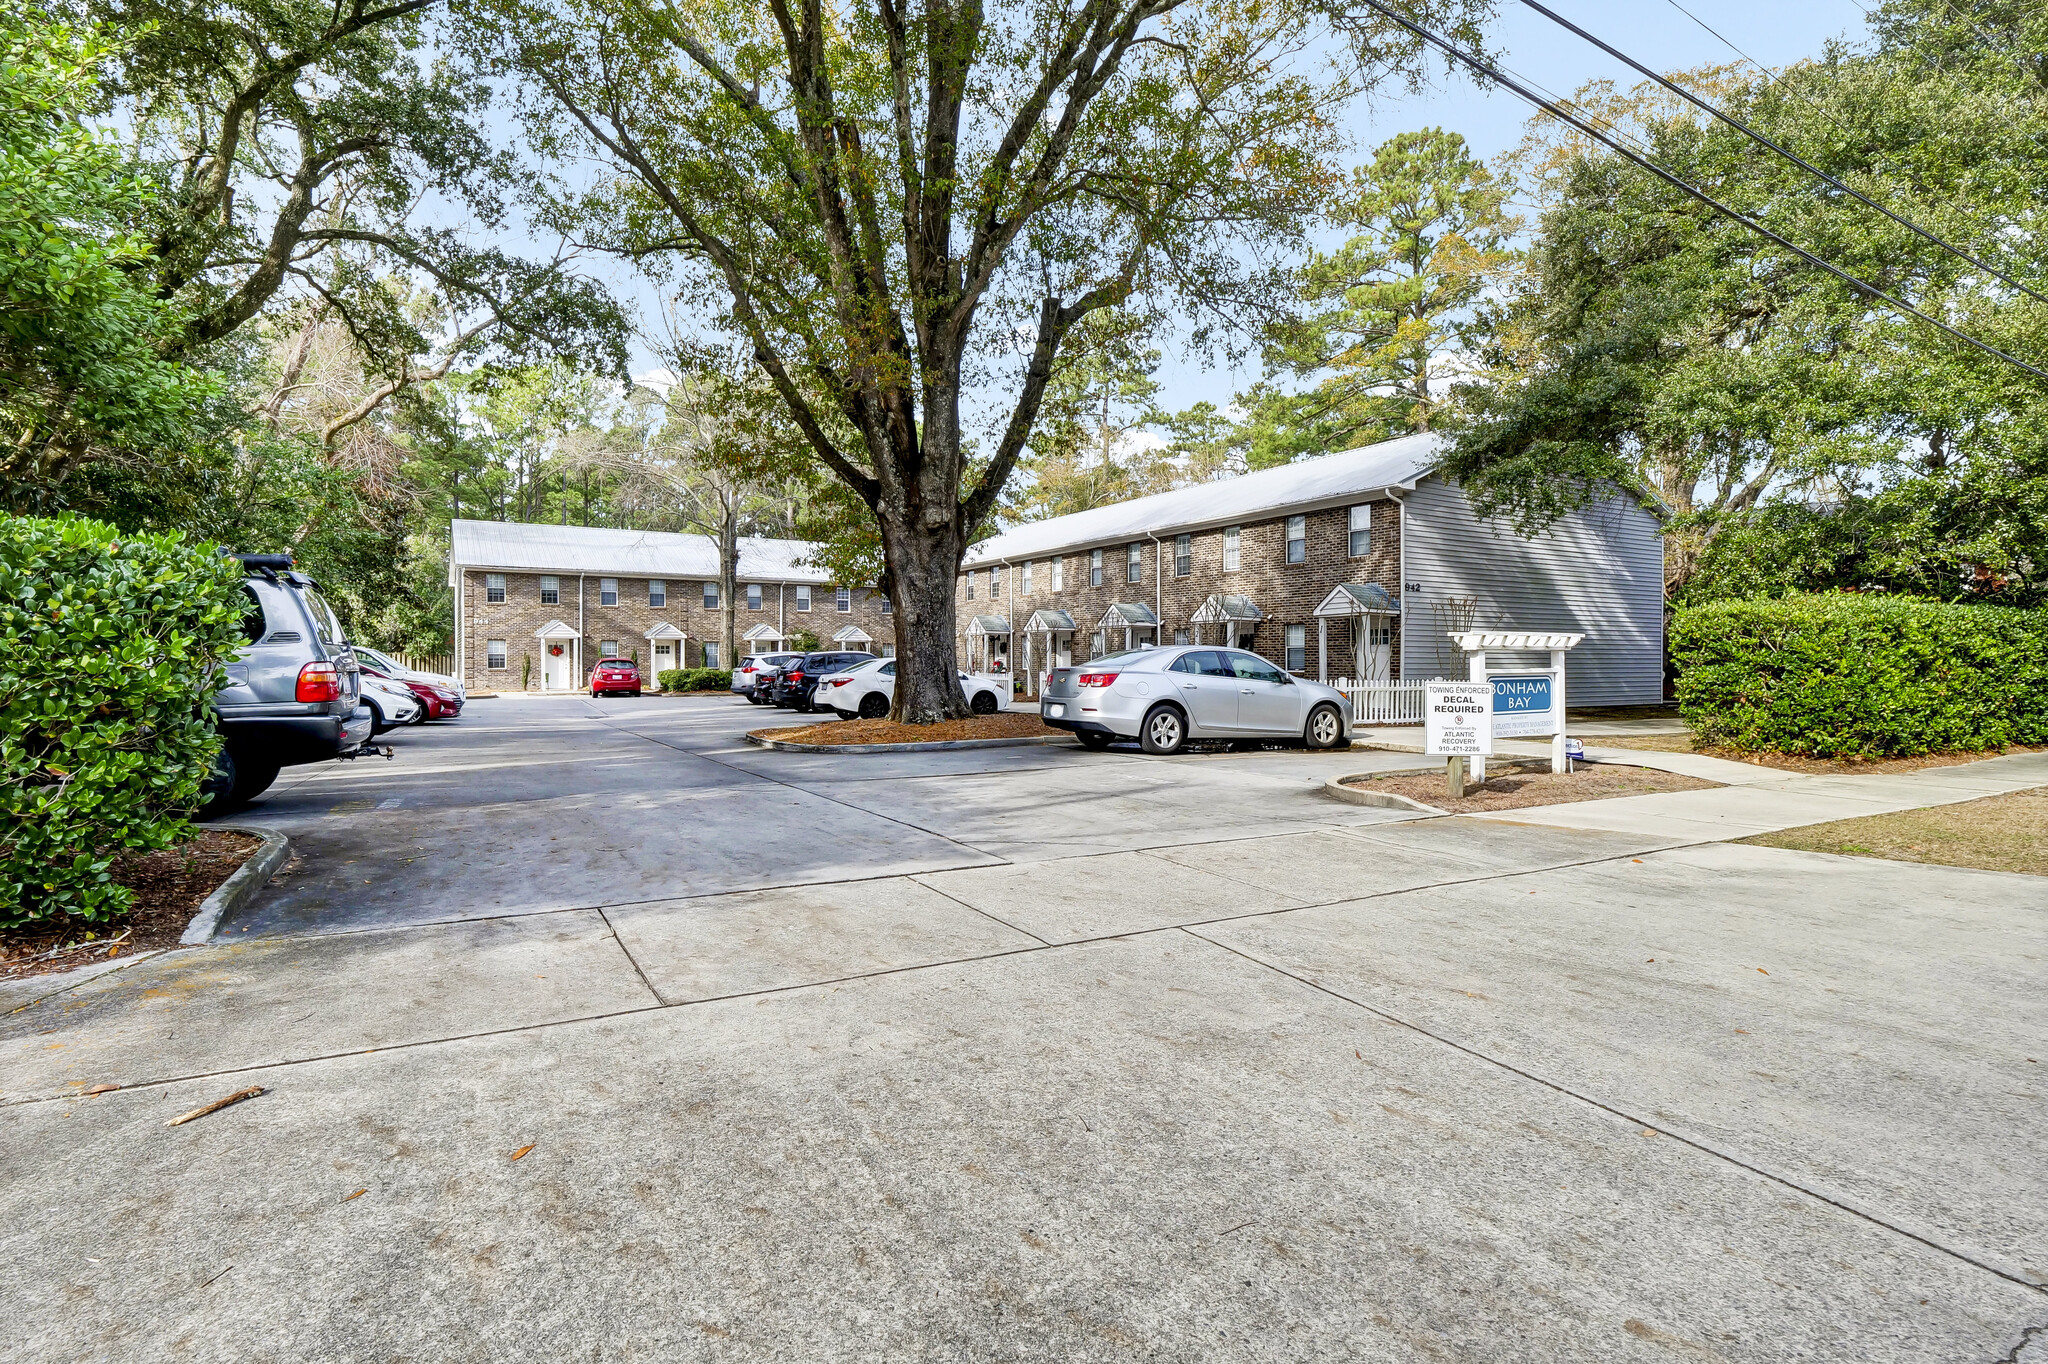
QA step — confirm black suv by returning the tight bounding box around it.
[770,651,877,712]
[201,554,374,812]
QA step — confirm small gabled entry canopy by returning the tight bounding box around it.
[1190,593,1264,625]
[831,624,873,644]
[742,623,784,642]
[643,622,686,640]
[966,614,1011,636]
[1311,584,1400,683]
[534,619,580,640]
[1025,608,1075,632]
[1099,602,1158,628]
[1313,583,1401,617]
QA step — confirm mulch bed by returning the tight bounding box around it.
[1,829,260,984]
[760,713,1065,746]
[1343,763,1720,814]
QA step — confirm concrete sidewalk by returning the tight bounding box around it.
[1479,748,2048,839]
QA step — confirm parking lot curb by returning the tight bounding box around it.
[1321,772,1448,814]
[745,733,1078,754]
[181,828,291,945]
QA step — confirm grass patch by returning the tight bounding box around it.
[1738,787,2048,876]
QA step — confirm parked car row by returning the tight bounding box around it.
[815,659,1007,720]
[203,553,465,814]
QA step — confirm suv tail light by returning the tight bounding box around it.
[1076,672,1118,688]
[296,661,343,702]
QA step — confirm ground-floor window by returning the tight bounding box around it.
[600,640,618,658]
[486,639,507,669]
[1284,624,1306,671]
[703,642,720,668]
[1091,630,1105,655]
[1172,629,1189,645]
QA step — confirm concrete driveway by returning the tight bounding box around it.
[2,695,2043,1362]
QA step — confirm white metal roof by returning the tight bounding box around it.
[963,432,1445,566]
[451,519,834,583]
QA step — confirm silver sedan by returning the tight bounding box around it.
[1040,647,1354,754]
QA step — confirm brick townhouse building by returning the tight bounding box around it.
[448,521,894,693]
[957,432,1667,705]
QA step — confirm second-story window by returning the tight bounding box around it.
[1090,549,1103,587]
[1222,527,1240,572]
[1285,515,1306,565]
[539,574,559,605]
[1052,557,1064,591]
[796,584,812,611]
[1173,534,1191,577]
[965,574,974,600]
[702,581,719,609]
[990,568,1002,598]
[485,573,505,603]
[836,586,852,613]
[1021,560,1034,593]
[1126,543,1142,583]
[746,583,763,610]
[647,579,666,607]
[600,577,618,606]
[879,596,892,614]
[1349,504,1372,557]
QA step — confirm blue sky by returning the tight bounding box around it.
[1143,0,1876,410]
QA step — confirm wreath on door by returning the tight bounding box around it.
[548,644,564,657]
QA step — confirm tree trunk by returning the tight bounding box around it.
[883,512,970,724]
[718,499,739,670]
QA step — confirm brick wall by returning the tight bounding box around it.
[956,499,1404,682]
[459,570,896,691]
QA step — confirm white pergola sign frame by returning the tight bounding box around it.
[1452,629,1585,778]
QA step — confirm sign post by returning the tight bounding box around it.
[1424,681,1493,796]
[1449,631,1585,774]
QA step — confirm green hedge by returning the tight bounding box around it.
[657,668,732,692]
[1671,595,2048,759]
[0,516,245,927]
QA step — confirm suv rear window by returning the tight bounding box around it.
[239,586,268,644]
[300,584,346,647]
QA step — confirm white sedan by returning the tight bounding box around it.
[359,673,425,733]
[817,659,1010,719]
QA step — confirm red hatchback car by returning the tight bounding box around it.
[589,657,642,697]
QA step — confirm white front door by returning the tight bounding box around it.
[652,641,675,684]
[1363,617,1392,680]
[1054,633,1072,668]
[542,643,574,690]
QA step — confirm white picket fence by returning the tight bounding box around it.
[1330,677,1430,725]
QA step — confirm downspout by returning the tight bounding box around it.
[1145,532,1163,641]
[577,573,586,682]
[778,583,785,638]
[450,552,463,686]
[1387,490,1407,680]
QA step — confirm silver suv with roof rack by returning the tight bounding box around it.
[201,553,376,813]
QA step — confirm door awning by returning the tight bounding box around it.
[742,623,784,642]
[1025,609,1075,631]
[643,622,686,640]
[1189,593,1264,624]
[1100,602,1159,628]
[832,624,873,643]
[1313,583,1402,617]
[966,614,1011,636]
[534,619,580,640]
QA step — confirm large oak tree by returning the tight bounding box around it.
[466,0,1490,721]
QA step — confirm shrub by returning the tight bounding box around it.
[0,516,244,927]
[656,668,732,692]
[1671,595,2048,759]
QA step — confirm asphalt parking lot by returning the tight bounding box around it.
[2,694,2043,1362]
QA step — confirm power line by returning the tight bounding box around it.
[1343,0,2048,382]
[1519,0,2048,308]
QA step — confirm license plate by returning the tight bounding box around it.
[1046,704,1065,718]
